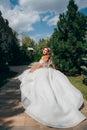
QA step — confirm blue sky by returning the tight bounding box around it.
[0,0,87,43]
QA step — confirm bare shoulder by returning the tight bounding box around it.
[41,56,45,60]
[41,55,49,61]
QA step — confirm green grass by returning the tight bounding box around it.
[0,71,18,88]
[68,76,87,100]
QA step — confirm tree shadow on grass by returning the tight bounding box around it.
[0,79,25,130]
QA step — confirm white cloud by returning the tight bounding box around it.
[30,32,51,42]
[8,6,40,32]
[42,15,50,22]
[19,0,30,6]
[75,0,87,9]
[19,0,87,13]
[19,0,68,13]
[30,34,41,41]
[47,15,59,26]
[0,0,11,9]
[0,0,87,41]
[0,0,40,33]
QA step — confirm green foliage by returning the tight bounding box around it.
[35,38,49,61]
[22,35,35,48]
[6,31,21,65]
[48,0,87,75]
[20,44,34,64]
[0,13,8,66]
[0,11,22,66]
[0,11,35,66]
[20,35,35,64]
[81,54,87,85]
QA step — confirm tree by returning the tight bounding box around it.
[35,38,50,61]
[80,41,87,85]
[0,11,10,68]
[0,10,22,66]
[8,31,22,65]
[22,35,35,48]
[19,35,35,64]
[48,0,87,75]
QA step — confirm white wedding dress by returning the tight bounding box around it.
[18,59,86,128]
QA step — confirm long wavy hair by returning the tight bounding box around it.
[43,47,52,62]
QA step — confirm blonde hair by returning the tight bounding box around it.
[43,47,52,56]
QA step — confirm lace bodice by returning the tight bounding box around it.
[39,59,53,68]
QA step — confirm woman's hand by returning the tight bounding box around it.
[30,67,36,72]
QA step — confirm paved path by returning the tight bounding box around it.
[0,66,87,130]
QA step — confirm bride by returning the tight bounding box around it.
[18,47,86,128]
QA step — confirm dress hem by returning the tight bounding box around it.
[25,109,86,128]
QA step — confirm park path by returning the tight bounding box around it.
[0,65,87,130]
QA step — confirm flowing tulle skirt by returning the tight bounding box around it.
[18,67,86,128]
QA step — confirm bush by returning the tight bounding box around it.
[0,64,9,72]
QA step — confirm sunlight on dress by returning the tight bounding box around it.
[18,59,86,128]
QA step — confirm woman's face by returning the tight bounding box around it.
[43,48,49,55]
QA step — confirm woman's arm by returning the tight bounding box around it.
[30,63,43,72]
[30,56,46,72]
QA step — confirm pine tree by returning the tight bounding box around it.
[49,0,87,75]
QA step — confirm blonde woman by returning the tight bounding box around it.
[30,47,55,72]
[18,47,86,128]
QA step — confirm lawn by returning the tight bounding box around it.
[68,75,87,100]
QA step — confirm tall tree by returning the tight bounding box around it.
[0,11,9,66]
[0,10,22,66]
[48,0,87,75]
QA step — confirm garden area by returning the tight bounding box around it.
[0,0,87,129]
